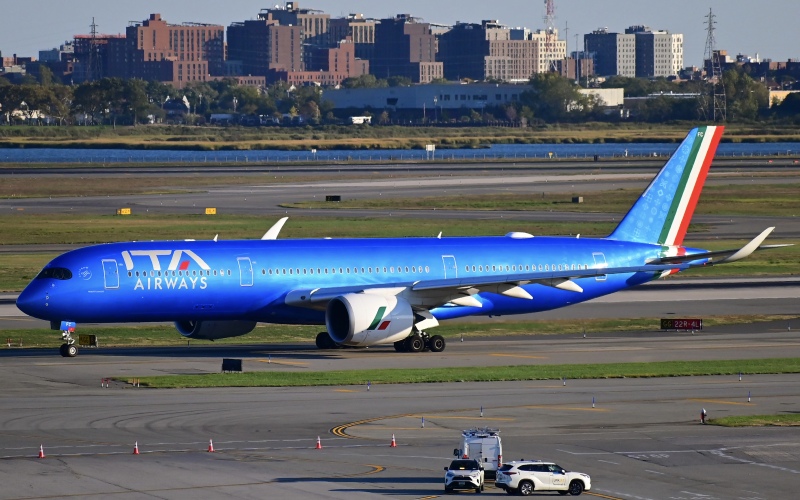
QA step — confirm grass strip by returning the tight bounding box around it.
[710,414,800,427]
[129,358,800,388]
[282,183,800,218]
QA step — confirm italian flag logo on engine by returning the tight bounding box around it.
[368,306,391,331]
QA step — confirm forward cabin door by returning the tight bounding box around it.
[442,255,457,279]
[238,257,254,287]
[102,259,119,289]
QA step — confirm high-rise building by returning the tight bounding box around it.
[625,25,683,78]
[584,28,635,78]
[585,26,682,79]
[330,13,376,61]
[227,18,303,78]
[438,20,564,82]
[98,14,224,87]
[372,14,443,83]
[72,33,125,82]
[259,2,331,71]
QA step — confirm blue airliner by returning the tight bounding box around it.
[16,126,784,357]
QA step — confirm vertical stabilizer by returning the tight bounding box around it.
[609,126,724,245]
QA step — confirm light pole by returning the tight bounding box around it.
[433,96,438,123]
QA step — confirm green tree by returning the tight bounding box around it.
[521,73,593,122]
[341,74,387,89]
[722,67,769,121]
[387,75,413,87]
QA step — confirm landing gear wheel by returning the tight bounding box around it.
[406,334,425,353]
[65,344,78,357]
[394,340,407,352]
[315,331,337,349]
[429,335,446,352]
[59,343,68,357]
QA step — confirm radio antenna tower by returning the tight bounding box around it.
[89,17,102,82]
[703,8,726,121]
[543,0,559,72]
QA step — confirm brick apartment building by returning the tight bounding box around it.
[371,14,443,83]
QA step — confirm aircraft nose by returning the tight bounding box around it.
[16,282,47,318]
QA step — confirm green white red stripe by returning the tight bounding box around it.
[609,126,724,245]
[660,126,724,246]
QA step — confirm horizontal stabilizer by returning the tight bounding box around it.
[650,227,788,266]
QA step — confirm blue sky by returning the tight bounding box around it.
[2,1,796,68]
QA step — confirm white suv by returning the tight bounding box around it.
[495,460,590,496]
[444,459,485,493]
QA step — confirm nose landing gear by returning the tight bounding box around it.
[59,330,78,357]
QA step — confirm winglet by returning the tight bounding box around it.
[718,227,775,263]
[262,217,289,240]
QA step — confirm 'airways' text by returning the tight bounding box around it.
[134,276,208,291]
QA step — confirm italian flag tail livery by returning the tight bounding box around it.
[610,126,724,246]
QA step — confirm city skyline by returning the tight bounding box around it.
[2,0,796,70]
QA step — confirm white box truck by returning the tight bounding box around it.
[454,428,502,477]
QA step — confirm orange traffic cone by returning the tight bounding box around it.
[133,441,140,455]
[208,439,215,453]
[38,444,45,459]
[315,436,322,449]
[390,434,397,448]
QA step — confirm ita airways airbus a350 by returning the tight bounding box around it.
[16,126,787,357]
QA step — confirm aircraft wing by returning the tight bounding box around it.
[285,228,785,311]
[284,262,691,310]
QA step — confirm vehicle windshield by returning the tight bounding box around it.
[449,460,480,470]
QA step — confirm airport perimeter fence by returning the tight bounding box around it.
[2,145,800,165]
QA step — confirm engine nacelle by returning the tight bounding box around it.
[326,293,413,346]
[175,320,257,340]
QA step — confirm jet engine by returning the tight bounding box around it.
[175,320,257,340]
[326,293,413,346]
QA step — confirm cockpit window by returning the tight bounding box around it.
[35,267,73,280]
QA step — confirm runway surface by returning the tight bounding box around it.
[1,160,798,499]
[1,328,799,500]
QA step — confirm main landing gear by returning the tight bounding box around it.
[315,331,342,350]
[59,330,78,357]
[394,331,446,353]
